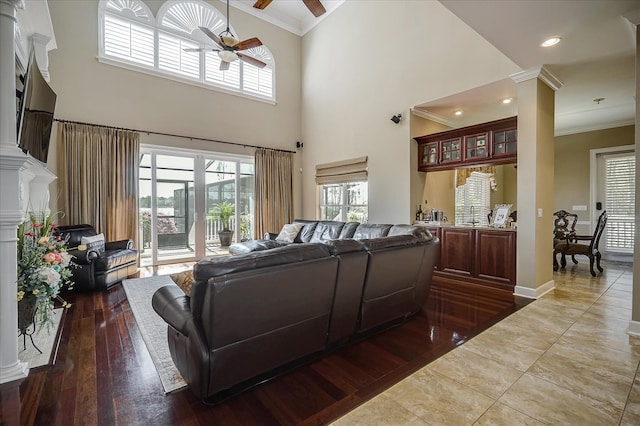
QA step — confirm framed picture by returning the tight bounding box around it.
[492,204,512,228]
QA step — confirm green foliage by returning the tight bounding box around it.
[208,201,235,231]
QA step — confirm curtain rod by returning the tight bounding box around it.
[53,118,297,154]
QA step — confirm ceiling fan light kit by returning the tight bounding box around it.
[218,50,239,63]
[187,0,267,71]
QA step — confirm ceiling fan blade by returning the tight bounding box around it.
[234,37,263,51]
[198,26,223,48]
[253,0,273,10]
[303,0,326,17]
[219,60,230,71]
[237,52,267,69]
[183,48,204,52]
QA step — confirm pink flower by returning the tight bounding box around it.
[43,252,58,263]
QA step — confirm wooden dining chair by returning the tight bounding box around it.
[553,211,608,277]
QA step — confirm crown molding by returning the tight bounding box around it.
[554,118,635,137]
[410,108,457,128]
[510,65,563,91]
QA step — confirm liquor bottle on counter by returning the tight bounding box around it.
[416,204,423,222]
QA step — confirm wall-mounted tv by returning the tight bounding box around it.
[16,51,57,165]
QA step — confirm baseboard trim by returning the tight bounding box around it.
[514,279,555,299]
[628,320,640,337]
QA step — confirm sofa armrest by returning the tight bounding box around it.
[67,248,99,265]
[152,285,193,337]
[105,239,134,250]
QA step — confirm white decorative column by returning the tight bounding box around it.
[511,66,562,299]
[0,0,29,385]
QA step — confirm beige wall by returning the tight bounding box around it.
[46,0,302,214]
[554,125,635,234]
[300,1,520,224]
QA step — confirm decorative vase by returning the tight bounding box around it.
[18,297,38,334]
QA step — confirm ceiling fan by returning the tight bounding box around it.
[184,0,266,71]
[253,0,326,18]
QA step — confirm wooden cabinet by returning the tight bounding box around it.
[415,116,517,171]
[422,226,516,290]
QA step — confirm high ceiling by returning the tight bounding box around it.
[419,0,640,135]
[238,0,639,136]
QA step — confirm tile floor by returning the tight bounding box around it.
[332,262,639,425]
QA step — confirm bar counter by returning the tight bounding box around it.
[415,222,517,290]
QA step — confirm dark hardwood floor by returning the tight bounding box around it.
[1,276,531,426]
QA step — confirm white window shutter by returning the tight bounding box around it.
[605,155,635,253]
[104,14,154,66]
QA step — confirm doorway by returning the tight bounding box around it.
[139,148,254,267]
[592,145,635,262]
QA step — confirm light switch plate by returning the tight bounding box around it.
[538,208,543,217]
[573,205,588,211]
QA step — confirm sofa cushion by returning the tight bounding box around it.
[292,219,318,243]
[360,234,419,251]
[339,222,360,239]
[228,239,289,255]
[276,223,305,243]
[93,249,138,271]
[323,239,365,255]
[55,224,97,248]
[310,221,345,242]
[194,243,331,279]
[353,224,392,239]
[81,233,106,254]
[388,225,433,242]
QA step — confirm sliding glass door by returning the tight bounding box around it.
[139,148,254,267]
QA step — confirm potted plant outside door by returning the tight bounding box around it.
[210,202,235,247]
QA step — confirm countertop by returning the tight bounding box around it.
[414,221,517,232]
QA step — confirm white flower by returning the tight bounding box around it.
[59,251,72,268]
[37,266,60,286]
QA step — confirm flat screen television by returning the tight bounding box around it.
[16,51,57,165]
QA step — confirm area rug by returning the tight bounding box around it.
[122,275,188,394]
[18,308,63,369]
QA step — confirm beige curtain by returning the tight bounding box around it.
[456,166,496,187]
[57,122,139,243]
[254,148,294,238]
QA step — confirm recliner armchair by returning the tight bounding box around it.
[55,224,138,291]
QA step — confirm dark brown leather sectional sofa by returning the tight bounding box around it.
[152,220,439,402]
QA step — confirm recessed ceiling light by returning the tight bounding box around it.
[454,110,463,116]
[501,98,513,104]
[541,37,561,47]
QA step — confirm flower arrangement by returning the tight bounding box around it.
[17,211,74,330]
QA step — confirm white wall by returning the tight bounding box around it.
[300,1,521,223]
[46,0,302,215]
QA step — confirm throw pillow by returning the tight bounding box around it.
[170,270,194,296]
[81,233,106,254]
[276,223,304,243]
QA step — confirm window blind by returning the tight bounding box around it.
[454,172,491,226]
[315,157,368,185]
[605,155,635,253]
[158,32,199,78]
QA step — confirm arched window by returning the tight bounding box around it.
[98,0,275,101]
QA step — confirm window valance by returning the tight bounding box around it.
[315,156,368,185]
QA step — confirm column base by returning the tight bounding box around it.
[514,279,555,299]
[0,360,29,385]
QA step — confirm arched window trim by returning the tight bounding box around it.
[98,0,276,103]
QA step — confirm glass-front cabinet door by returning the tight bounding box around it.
[493,128,517,156]
[465,133,489,160]
[441,138,461,164]
[420,142,439,168]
